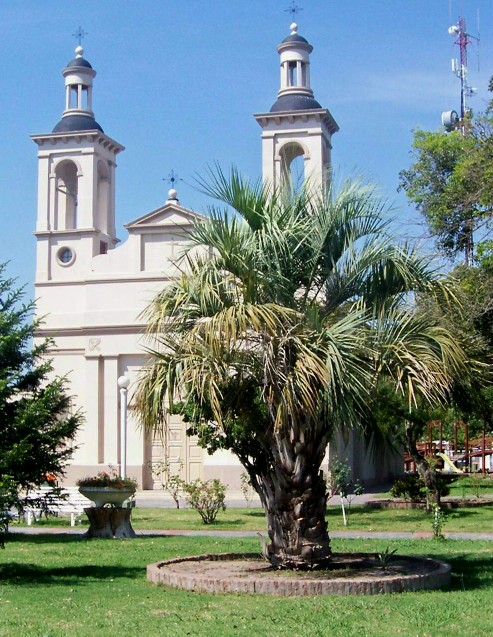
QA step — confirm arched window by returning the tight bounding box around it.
[279,142,305,196]
[55,161,78,229]
[96,160,110,233]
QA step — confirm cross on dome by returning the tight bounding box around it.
[72,26,88,46]
[284,2,303,20]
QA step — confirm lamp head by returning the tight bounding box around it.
[118,375,130,389]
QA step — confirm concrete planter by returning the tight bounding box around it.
[78,486,135,508]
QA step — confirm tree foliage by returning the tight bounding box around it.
[399,98,493,265]
[370,267,492,510]
[0,265,82,544]
[135,169,470,569]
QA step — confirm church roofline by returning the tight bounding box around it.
[30,130,125,154]
[125,201,205,230]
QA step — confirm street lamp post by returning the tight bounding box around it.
[117,375,130,479]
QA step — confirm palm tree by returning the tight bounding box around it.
[135,169,466,570]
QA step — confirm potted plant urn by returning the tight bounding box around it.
[78,485,136,507]
[76,470,137,538]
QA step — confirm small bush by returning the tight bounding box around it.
[149,460,184,508]
[432,505,446,539]
[182,478,227,524]
[377,546,398,569]
[390,475,450,502]
[390,476,426,502]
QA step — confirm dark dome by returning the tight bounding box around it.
[281,33,309,44]
[66,57,93,69]
[270,94,322,113]
[53,114,104,133]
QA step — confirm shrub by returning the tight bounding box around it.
[432,505,446,539]
[390,475,450,502]
[149,460,184,508]
[182,478,227,524]
[390,476,426,502]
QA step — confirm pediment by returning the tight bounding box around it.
[125,202,204,232]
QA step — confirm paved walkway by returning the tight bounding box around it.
[9,527,493,541]
[9,488,492,541]
[133,486,394,509]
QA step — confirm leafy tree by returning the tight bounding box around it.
[398,86,493,491]
[0,265,82,545]
[453,263,493,350]
[135,169,468,570]
[399,100,493,265]
[399,129,476,264]
[370,381,446,510]
[371,272,491,511]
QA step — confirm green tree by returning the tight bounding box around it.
[399,103,493,265]
[399,98,493,471]
[371,270,492,511]
[0,265,82,545]
[399,129,476,264]
[135,169,467,570]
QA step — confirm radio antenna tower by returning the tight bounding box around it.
[442,16,479,131]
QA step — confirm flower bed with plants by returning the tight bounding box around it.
[76,469,138,490]
[77,469,138,509]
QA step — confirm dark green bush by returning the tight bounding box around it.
[390,475,450,501]
[390,476,426,502]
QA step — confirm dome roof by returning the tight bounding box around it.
[52,114,104,133]
[281,33,309,45]
[66,56,93,69]
[270,94,322,113]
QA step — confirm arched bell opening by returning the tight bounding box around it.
[279,142,307,196]
[96,160,110,236]
[55,160,79,230]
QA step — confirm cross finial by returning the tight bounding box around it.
[72,26,88,46]
[284,2,303,20]
[163,169,182,187]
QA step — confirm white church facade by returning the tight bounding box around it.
[32,24,402,490]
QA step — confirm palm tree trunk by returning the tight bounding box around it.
[247,432,331,570]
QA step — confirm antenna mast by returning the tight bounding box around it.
[442,16,479,131]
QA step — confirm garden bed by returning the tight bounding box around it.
[148,551,451,596]
[365,498,493,510]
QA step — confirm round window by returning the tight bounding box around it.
[57,247,75,266]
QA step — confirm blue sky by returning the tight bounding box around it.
[2,0,492,291]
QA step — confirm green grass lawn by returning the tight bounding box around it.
[1,533,492,637]
[447,475,493,498]
[20,502,493,534]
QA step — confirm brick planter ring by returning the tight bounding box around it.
[147,552,451,596]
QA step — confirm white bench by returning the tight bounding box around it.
[24,488,91,527]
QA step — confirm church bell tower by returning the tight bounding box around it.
[31,46,124,283]
[254,22,339,194]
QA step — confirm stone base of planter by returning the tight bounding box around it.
[147,552,451,596]
[84,507,136,539]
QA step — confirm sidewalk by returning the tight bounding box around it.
[9,526,493,541]
[133,484,392,509]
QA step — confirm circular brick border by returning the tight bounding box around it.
[147,552,451,596]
